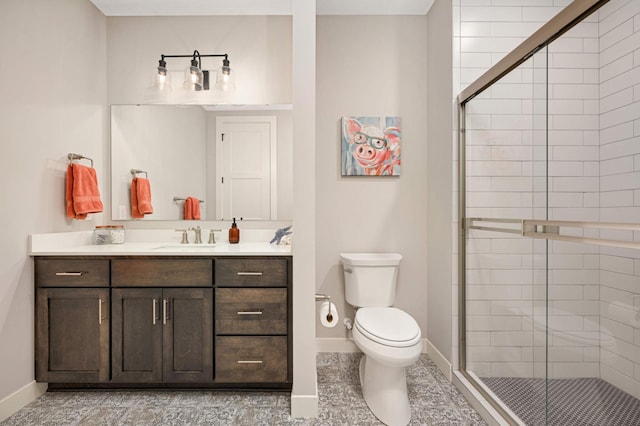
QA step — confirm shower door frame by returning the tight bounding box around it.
[456,0,612,424]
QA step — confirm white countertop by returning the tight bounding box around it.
[29,230,292,257]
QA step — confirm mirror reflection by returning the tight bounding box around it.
[110,104,293,221]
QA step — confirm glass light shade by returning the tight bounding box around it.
[184,65,204,91]
[153,66,172,92]
[215,65,235,91]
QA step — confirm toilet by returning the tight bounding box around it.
[340,253,422,426]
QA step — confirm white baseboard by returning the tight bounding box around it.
[424,339,452,381]
[0,381,47,422]
[290,392,319,418]
[316,337,359,353]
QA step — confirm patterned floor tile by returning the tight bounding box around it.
[1,353,486,426]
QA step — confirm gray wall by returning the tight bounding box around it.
[106,16,292,106]
[427,0,453,362]
[0,0,107,403]
[315,16,429,339]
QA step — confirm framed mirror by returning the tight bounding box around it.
[110,104,293,221]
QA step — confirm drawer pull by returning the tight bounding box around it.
[55,272,84,276]
[237,272,263,276]
[237,311,263,315]
[237,360,263,364]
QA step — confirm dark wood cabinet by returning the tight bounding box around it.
[112,288,213,383]
[35,287,109,383]
[216,336,288,383]
[35,255,291,389]
[111,288,162,382]
[162,288,213,382]
[214,257,291,385]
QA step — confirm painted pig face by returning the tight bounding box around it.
[343,117,401,176]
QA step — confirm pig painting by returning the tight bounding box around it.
[341,116,401,176]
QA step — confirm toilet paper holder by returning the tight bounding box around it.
[316,293,338,323]
[315,293,331,302]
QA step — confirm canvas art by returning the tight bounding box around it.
[341,116,401,176]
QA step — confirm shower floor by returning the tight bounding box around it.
[481,377,640,426]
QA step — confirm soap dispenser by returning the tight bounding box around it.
[229,217,240,244]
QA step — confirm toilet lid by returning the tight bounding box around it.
[354,307,421,348]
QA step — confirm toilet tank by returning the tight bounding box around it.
[339,253,402,307]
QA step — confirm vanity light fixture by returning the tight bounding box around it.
[156,50,232,92]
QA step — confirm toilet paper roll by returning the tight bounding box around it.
[319,301,339,328]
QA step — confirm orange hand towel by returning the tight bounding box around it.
[71,164,104,216]
[136,178,153,214]
[184,197,201,220]
[131,177,153,218]
[130,179,144,218]
[66,164,87,219]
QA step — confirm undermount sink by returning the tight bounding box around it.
[153,244,218,250]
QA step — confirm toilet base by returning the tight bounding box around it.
[359,355,411,426]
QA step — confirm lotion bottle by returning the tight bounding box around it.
[229,217,240,244]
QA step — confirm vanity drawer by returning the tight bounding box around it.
[111,259,212,287]
[215,336,288,383]
[215,288,287,335]
[36,259,109,287]
[215,258,287,287]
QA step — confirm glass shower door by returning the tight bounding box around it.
[462,47,549,425]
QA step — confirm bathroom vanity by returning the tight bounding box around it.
[30,232,292,390]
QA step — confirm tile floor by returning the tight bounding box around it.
[1,353,486,425]
[482,376,640,426]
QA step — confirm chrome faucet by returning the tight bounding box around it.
[190,226,202,244]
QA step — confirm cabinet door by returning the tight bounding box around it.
[112,288,163,382]
[35,288,109,383]
[163,288,213,383]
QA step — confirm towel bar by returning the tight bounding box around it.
[67,153,93,168]
[173,197,205,203]
[130,169,148,178]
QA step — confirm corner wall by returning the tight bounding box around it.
[0,0,107,419]
[427,0,454,364]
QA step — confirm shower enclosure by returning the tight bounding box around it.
[457,0,640,424]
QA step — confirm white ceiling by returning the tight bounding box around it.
[89,0,435,16]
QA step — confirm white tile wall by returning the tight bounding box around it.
[598,0,640,396]
[458,0,640,394]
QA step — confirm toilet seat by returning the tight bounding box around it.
[354,307,421,348]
